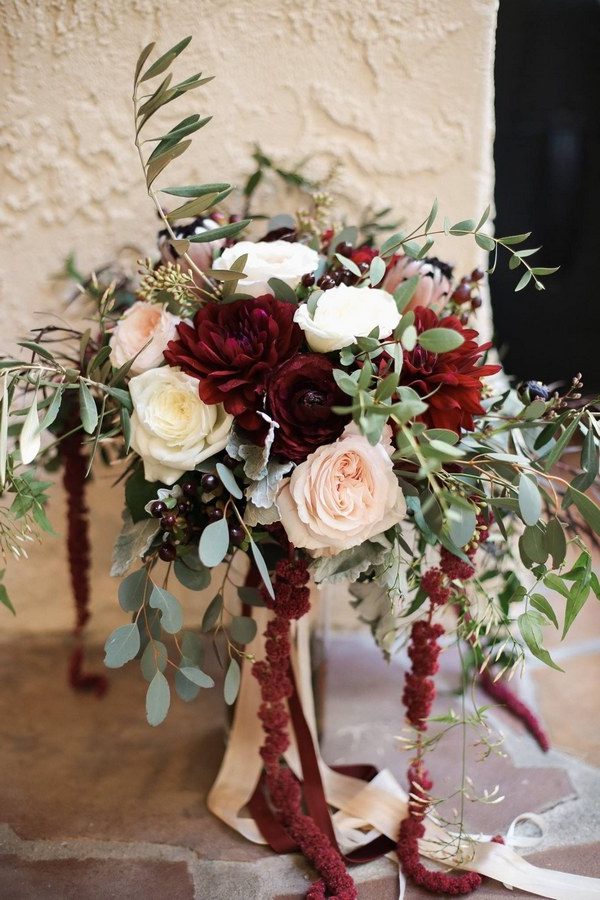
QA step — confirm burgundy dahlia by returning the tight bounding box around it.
[267,354,349,463]
[164,295,302,432]
[400,306,501,432]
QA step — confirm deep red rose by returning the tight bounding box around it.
[267,354,349,463]
[400,307,501,432]
[164,295,302,432]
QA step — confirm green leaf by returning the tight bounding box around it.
[140,640,168,681]
[19,397,41,465]
[104,624,141,668]
[425,198,439,231]
[393,275,420,313]
[165,191,220,220]
[187,219,251,243]
[475,205,491,231]
[447,504,477,548]
[37,388,63,432]
[449,218,475,235]
[179,665,214,688]
[134,41,157,84]
[146,139,191,188]
[118,567,149,612]
[230,615,257,644]
[224,658,241,706]
[0,583,15,615]
[379,231,406,257]
[518,474,542,526]
[149,585,183,634]
[335,254,361,278]
[475,232,495,252]
[369,256,386,287]
[498,232,531,245]
[418,328,465,353]
[161,182,230,198]
[146,670,171,726]
[563,580,590,638]
[544,411,583,471]
[375,372,399,402]
[401,325,417,351]
[78,382,98,434]
[139,35,192,82]
[267,277,299,304]
[520,525,548,565]
[530,593,559,629]
[515,270,532,292]
[201,592,223,632]
[17,340,56,362]
[199,517,230,567]
[518,612,563,671]
[216,462,243,499]
[568,487,600,538]
[174,557,211,591]
[529,267,560,276]
[546,518,567,568]
[250,539,274,599]
[238,585,265,607]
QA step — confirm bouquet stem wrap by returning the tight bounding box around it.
[208,586,600,900]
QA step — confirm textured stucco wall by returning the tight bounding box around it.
[0,0,498,637]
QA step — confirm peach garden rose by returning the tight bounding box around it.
[109,300,180,375]
[276,424,406,557]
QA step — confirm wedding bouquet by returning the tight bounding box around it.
[2,36,599,899]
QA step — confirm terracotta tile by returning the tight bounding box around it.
[533,653,600,765]
[0,855,194,900]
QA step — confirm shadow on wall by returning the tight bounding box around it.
[491,0,600,392]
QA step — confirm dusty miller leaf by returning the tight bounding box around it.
[110,510,159,577]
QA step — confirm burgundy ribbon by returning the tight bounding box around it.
[248,660,394,864]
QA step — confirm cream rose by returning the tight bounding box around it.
[109,301,180,375]
[212,240,319,297]
[129,367,232,485]
[276,424,406,557]
[294,284,401,353]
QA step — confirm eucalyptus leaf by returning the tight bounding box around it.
[250,539,275,599]
[224,658,241,705]
[216,462,243,499]
[149,585,183,634]
[418,328,465,353]
[199,517,230,567]
[79,382,98,434]
[146,670,171,726]
[140,640,168,681]
[201,592,223,632]
[518,474,542,526]
[230,615,257,644]
[179,666,215,688]
[174,558,211,591]
[104,624,141,669]
[118,567,150,612]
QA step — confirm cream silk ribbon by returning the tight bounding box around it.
[208,602,600,899]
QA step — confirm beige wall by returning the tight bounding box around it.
[0,0,498,637]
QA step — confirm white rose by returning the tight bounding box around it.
[293,284,401,353]
[276,424,406,557]
[129,367,232,485]
[212,240,319,297]
[109,301,180,375]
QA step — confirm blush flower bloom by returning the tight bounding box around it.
[276,424,406,557]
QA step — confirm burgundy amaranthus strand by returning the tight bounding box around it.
[62,430,107,696]
[396,516,496,895]
[252,555,357,900]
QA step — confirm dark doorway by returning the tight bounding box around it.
[492,0,600,392]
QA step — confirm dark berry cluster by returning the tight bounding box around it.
[450,267,485,323]
[150,456,245,562]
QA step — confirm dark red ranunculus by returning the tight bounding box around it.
[400,306,501,432]
[164,295,302,432]
[267,354,350,463]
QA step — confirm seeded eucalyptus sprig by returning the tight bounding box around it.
[132,37,251,297]
[365,201,559,292]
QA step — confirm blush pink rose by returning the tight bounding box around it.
[276,424,406,557]
[109,301,180,375]
[382,255,451,314]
